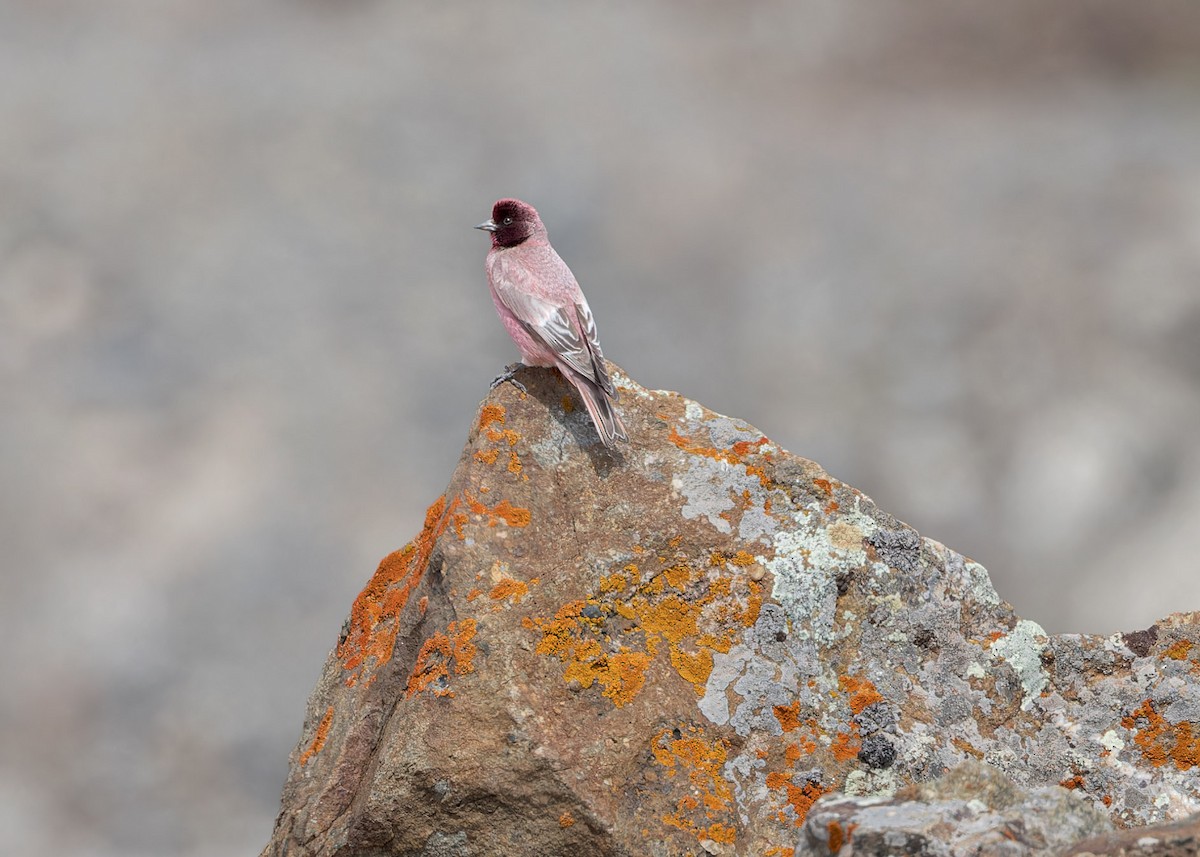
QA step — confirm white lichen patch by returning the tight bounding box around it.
[768,504,877,642]
[699,644,751,725]
[1099,729,1124,754]
[990,619,1050,710]
[963,561,1002,606]
[676,458,736,533]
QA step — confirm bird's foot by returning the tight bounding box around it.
[490,363,527,393]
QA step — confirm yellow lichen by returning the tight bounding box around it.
[670,647,714,695]
[524,549,762,709]
[663,564,692,589]
[653,726,737,840]
[1165,639,1194,660]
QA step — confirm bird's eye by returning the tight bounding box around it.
[503,216,513,225]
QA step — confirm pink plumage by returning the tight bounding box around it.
[475,199,627,448]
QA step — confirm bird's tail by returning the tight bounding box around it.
[571,373,628,449]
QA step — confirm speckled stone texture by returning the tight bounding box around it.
[799,759,1113,856]
[1065,813,1200,857]
[261,366,1200,857]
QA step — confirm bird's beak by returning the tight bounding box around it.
[474,219,498,233]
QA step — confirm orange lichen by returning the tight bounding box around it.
[811,478,840,513]
[493,428,521,447]
[774,701,802,733]
[764,849,795,857]
[1059,774,1085,790]
[465,493,531,528]
[639,596,698,643]
[1164,639,1194,660]
[766,770,827,827]
[600,651,651,706]
[663,564,692,589]
[667,427,772,486]
[743,580,764,626]
[839,675,884,714]
[465,588,483,601]
[785,743,803,765]
[706,822,737,844]
[831,728,861,761]
[599,572,628,593]
[524,600,586,656]
[827,820,856,852]
[478,404,506,431]
[558,812,575,828]
[489,577,530,604]
[653,727,737,841]
[1121,699,1200,770]
[337,495,460,686]
[526,601,651,706]
[765,771,791,790]
[525,552,761,707]
[670,647,714,695]
[475,405,526,474]
[406,619,478,698]
[299,706,334,766]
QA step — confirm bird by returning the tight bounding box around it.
[475,198,628,449]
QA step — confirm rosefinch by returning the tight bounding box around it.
[475,198,627,448]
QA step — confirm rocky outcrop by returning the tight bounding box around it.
[261,366,1200,857]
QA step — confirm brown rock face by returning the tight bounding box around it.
[262,366,1200,857]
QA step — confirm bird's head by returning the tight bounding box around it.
[475,199,544,248]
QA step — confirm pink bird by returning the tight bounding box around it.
[475,198,628,449]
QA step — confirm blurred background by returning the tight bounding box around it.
[3,1,1199,854]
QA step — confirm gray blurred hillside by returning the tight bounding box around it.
[2,2,1199,855]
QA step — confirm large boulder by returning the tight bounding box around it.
[262,366,1200,856]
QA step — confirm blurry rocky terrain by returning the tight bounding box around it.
[2,2,1199,855]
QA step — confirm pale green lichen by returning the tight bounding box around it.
[990,619,1050,711]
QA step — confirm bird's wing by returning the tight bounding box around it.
[491,253,615,395]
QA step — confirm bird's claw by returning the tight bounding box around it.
[490,363,527,393]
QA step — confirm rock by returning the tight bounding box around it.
[1063,812,1200,857]
[261,365,1200,857]
[799,759,1112,856]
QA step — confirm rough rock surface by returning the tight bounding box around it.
[798,759,1112,856]
[262,366,1200,857]
[1065,812,1200,857]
